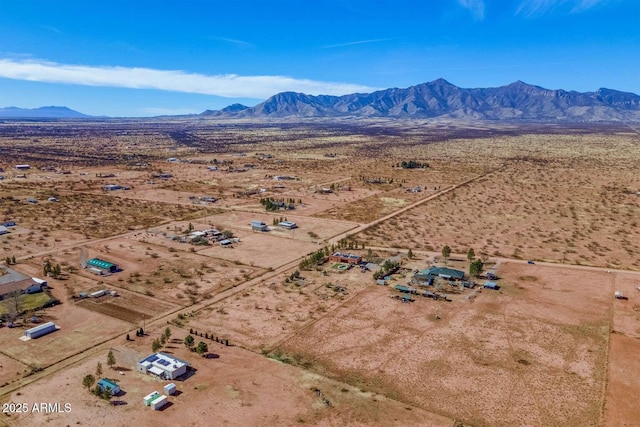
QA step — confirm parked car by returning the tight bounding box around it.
[527,260,535,265]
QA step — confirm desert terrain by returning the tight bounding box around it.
[0,118,638,426]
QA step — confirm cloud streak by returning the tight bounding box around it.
[457,0,485,20]
[516,0,616,17]
[0,58,375,98]
[320,39,392,49]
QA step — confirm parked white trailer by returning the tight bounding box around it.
[91,290,106,298]
[150,395,168,410]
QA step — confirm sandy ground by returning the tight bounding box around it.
[603,334,640,427]
[184,266,376,351]
[0,355,28,389]
[1,323,452,427]
[2,124,639,426]
[279,262,612,427]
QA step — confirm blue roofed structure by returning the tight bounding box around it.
[86,258,119,273]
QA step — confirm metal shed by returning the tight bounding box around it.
[164,383,176,396]
[24,321,57,339]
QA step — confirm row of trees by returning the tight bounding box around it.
[43,260,62,278]
[272,217,289,226]
[373,260,401,280]
[260,197,294,211]
[441,245,484,277]
[397,160,429,169]
[299,247,329,270]
[81,350,118,402]
[184,334,208,356]
[151,327,173,353]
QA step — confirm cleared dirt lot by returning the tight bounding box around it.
[0,354,29,389]
[2,324,452,427]
[277,262,612,426]
[604,334,640,427]
[0,297,130,368]
[183,266,375,351]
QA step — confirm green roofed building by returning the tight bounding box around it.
[86,258,119,273]
[416,266,465,281]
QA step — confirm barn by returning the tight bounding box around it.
[24,321,58,339]
[86,258,119,274]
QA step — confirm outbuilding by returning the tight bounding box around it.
[97,378,121,395]
[164,383,177,396]
[86,258,119,274]
[484,281,499,290]
[251,220,268,231]
[24,321,58,339]
[143,391,160,406]
[150,395,168,410]
[278,221,297,229]
[0,226,8,235]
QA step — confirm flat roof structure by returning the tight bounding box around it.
[137,352,190,380]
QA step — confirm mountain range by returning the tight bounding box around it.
[2,80,639,121]
[0,106,89,118]
[203,79,640,122]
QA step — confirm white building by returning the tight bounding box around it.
[137,352,189,380]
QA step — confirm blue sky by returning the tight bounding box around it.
[0,0,637,116]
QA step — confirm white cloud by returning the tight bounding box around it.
[212,37,255,48]
[0,58,375,98]
[320,39,393,49]
[457,0,485,19]
[516,0,616,17]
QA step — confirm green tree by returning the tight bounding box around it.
[407,249,414,259]
[441,245,451,261]
[107,350,116,370]
[11,255,16,264]
[101,386,113,401]
[95,362,103,378]
[43,260,52,276]
[196,341,208,356]
[467,248,475,262]
[164,327,172,341]
[184,334,195,350]
[5,257,10,265]
[159,335,166,346]
[151,339,161,353]
[469,259,484,277]
[82,374,95,391]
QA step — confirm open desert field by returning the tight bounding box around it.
[360,133,640,269]
[276,261,613,426]
[1,119,639,426]
[182,263,377,351]
[1,322,452,427]
[0,354,29,390]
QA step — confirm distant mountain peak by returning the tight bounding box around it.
[201,79,640,122]
[0,105,90,118]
